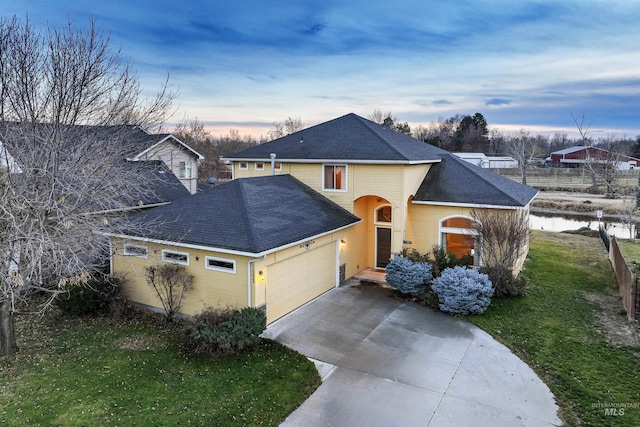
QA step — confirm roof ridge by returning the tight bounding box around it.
[234,179,260,252]
[445,154,523,206]
[352,114,410,161]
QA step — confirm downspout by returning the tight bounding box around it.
[247,255,266,308]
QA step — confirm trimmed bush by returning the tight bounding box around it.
[55,278,119,316]
[479,266,528,297]
[385,257,433,296]
[184,307,266,357]
[432,266,494,315]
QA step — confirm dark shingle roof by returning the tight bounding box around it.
[121,175,361,254]
[414,154,538,207]
[131,160,191,205]
[224,113,447,163]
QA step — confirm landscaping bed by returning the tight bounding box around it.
[0,310,320,426]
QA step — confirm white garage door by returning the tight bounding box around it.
[266,242,337,323]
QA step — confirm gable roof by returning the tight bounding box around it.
[550,146,586,155]
[0,122,203,164]
[128,133,204,161]
[115,175,361,255]
[224,113,447,163]
[413,154,537,208]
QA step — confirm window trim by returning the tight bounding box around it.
[274,162,282,171]
[255,162,265,170]
[239,161,248,170]
[322,164,348,192]
[123,243,148,258]
[179,161,193,179]
[374,205,392,225]
[162,249,190,265]
[204,256,236,274]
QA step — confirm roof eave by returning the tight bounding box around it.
[131,134,204,161]
[410,200,533,210]
[221,157,442,165]
[105,219,362,258]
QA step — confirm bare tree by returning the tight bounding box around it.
[505,130,546,186]
[0,17,175,356]
[172,117,230,182]
[368,109,397,125]
[470,208,530,286]
[267,117,304,139]
[144,264,193,321]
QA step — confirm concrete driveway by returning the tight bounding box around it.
[263,283,561,427]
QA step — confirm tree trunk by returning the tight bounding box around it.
[0,300,18,357]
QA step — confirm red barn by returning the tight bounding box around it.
[549,146,640,169]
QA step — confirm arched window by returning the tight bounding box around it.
[375,205,392,224]
[439,216,479,266]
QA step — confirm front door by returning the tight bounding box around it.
[376,227,391,269]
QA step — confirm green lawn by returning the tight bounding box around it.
[470,231,640,426]
[617,238,640,265]
[0,314,320,426]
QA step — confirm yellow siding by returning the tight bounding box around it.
[233,161,286,179]
[405,204,473,253]
[112,239,250,316]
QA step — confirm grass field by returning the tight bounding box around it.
[0,313,320,426]
[470,231,640,426]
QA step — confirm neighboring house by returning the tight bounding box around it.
[110,113,537,323]
[125,131,204,194]
[453,153,518,169]
[549,146,640,170]
[0,122,204,196]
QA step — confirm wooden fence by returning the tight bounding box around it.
[602,227,639,321]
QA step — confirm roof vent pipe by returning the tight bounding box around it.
[270,153,276,175]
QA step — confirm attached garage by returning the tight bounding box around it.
[109,175,360,323]
[266,241,337,323]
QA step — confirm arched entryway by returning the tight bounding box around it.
[439,216,479,266]
[375,205,392,268]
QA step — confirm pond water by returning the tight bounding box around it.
[530,214,635,240]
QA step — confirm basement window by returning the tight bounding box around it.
[123,243,148,258]
[205,256,236,273]
[162,249,189,265]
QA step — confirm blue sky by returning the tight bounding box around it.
[3,0,640,139]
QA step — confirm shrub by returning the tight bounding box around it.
[432,266,494,315]
[398,247,432,263]
[184,307,266,357]
[55,278,119,316]
[385,257,433,296]
[479,266,528,297]
[431,246,465,277]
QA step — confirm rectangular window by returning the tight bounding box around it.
[274,162,282,171]
[239,162,248,170]
[255,162,264,170]
[205,256,236,273]
[123,243,148,258]
[179,161,193,178]
[162,249,189,265]
[323,164,347,191]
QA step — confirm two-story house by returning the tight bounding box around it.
[0,123,203,197]
[109,113,537,323]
